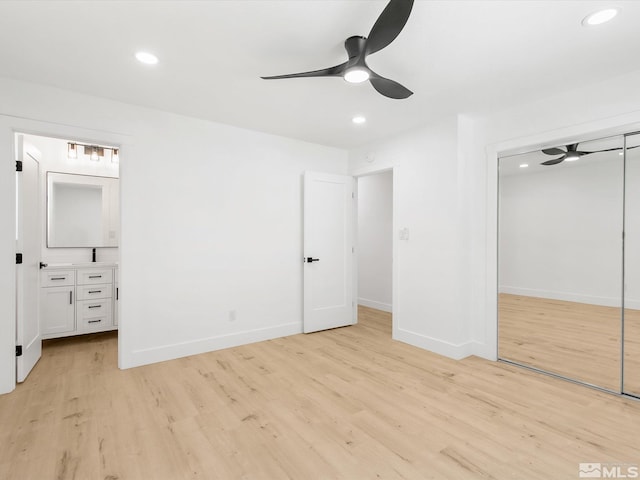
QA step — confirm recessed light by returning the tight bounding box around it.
[619,151,624,156]
[519,163,529,168]
[582,8,618,26]
[352,116,366,124]
[135,51,159,65]
[344,68,370,84]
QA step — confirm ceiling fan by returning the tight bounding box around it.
[261,0,414,99]
[540,143,627,166]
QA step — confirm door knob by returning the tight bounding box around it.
[306,257,320,263]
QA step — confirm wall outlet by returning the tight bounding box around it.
[229,310,236,322]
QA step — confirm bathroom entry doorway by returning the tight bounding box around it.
[14,131,121,385]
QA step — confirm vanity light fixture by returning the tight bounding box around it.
[582,8,618,26]
[67,142,78,159]
[68,141,119,163]
[87,145,101,161]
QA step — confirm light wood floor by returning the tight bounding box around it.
[2,306,640,479]
[499,293,640,394]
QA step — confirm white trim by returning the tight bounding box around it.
[127,322,301,368]
[394,328,474,360]
[358,298,392,313]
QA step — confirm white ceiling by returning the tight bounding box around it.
[1,1,640,149]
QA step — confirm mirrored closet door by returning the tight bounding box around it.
[624,133,640,397]
[498,134,624,392]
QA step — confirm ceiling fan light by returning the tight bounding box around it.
[344,68,370,84]
[582,8,618,26]
[565,153,580,162]
[135,51,159,65]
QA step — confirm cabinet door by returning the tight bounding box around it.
[40,287,75,336]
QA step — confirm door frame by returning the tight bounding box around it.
[0,115,129,395]
[353,166,398,337]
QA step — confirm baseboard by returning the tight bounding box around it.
[122,322,302,369]
[498,285,628,308]
[394,328,474,360]
[470,341,497,361]
[358,298,392,313]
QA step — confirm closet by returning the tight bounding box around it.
[497,131,640,397]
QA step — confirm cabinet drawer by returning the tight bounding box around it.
[77,299,112,319]
[77,284,113,300]
[78,314,112,333]
[42,270,75,287]
[77,269,113,285]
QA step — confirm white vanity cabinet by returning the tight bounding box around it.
[40,271,75,336]
[40,264,118,339]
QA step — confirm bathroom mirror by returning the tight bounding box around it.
[497,134,624,392]
[47,172,119,248]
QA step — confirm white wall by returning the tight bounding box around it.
[357,171,392,312]
[499,159,624,307]
[0,77,347,394]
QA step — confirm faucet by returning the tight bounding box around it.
[92,248,96,263]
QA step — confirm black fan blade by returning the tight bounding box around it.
[365,0,414,56]
[542,147,566,156]
[369,72,413,99]
[261,62,347,80]
[575,145,640,155]
[541,156,566,166]
[585,147,623,153]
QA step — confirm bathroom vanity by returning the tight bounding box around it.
[40,263,118,339]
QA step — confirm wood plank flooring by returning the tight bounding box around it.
[1,306,640,479]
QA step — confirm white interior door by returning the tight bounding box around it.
[16,135,41,382]
[303,171,355,333]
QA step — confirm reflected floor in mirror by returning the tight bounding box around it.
[498,293,623,392]
[624,308,640,396]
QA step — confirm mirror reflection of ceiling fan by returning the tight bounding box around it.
[541,143,638,166]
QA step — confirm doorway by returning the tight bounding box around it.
[356,170,394,334]
[15,132,120,383]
